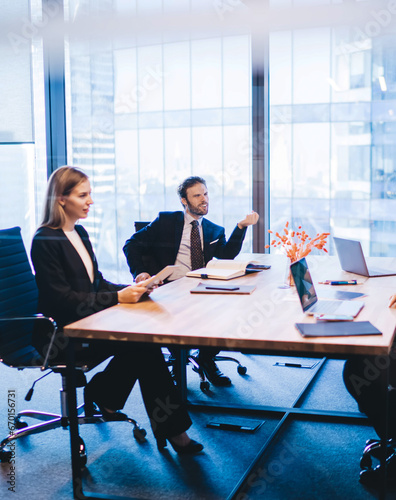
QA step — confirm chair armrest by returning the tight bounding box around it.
[0,314,57,371]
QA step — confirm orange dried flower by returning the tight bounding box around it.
[267,222,330,262]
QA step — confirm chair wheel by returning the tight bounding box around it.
[200,381,210,392]
[237,365,247,375]
[133,427,147,443]
[0,448,13,463]
[78,437,87,468]
[14,418,28,430]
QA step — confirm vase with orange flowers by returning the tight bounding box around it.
[265,222,330,287]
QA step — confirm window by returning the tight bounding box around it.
[64,0,252,282]
[0,0,47,246]
[269,1,396,257]
[7,0,392,269]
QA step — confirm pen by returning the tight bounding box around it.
[274,362,302,368]
[318,280,359,285]
[274,361,318,369]
[211,423,243,431]
[205,286,240,291]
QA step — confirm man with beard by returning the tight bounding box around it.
[123,176,259,386]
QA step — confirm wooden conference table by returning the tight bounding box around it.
[64,254,396,500]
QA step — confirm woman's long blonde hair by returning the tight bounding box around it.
[40,166,89,229]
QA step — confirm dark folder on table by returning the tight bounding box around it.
[295,321,382,338]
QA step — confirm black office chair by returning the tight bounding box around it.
[133,221,247,391]
[0,227,146,468]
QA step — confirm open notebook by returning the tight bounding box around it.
[186,259,270,280]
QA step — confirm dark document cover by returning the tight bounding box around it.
[295,321,382,338]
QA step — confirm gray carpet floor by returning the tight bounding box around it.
[0,353,393,499]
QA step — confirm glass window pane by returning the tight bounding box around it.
[0,0,47,248]
[223,36,251,108]
[114,48,138,114]
[164,127,192,206]
[270,31,292,106]
[137,45,163,113]
[0,1,33,142]
[164,42,190,111]
[270,17,396,257]
[293,29,331,105]
[191,39,222,109]
[0,145,37,233]
[65,1,252,282]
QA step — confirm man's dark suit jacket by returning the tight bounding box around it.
[123,211,247,278]
[31,225,123,333]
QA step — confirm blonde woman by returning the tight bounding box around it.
[31,166,203,454]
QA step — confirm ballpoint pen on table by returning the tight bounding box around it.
[318,280,362,285]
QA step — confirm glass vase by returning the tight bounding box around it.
[279,257,295,289]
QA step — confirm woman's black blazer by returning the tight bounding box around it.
[31,225,123,331]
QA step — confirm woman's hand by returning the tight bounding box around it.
[118,284,149,303]
[136,272,151,283]
[389,294,396,308]
[137,277,159,292]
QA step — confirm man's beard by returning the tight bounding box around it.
[187,201,208,217]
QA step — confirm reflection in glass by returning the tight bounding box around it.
[0,0,47,245]
[64,1,252,281]
[270,18,396,257]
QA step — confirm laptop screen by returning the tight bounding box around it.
[333,237,369,276]
[290,258,318,312]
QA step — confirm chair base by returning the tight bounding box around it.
[167,350,248,392]
[0,403,147,467]
[214,354,248,375]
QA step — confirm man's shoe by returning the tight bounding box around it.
[360,452,396,488]
[197,357,232,387]
[84,385,128,421]
[363,439,395,462]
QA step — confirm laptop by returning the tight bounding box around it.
[290,257,364,317]
[333,237,396,277]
